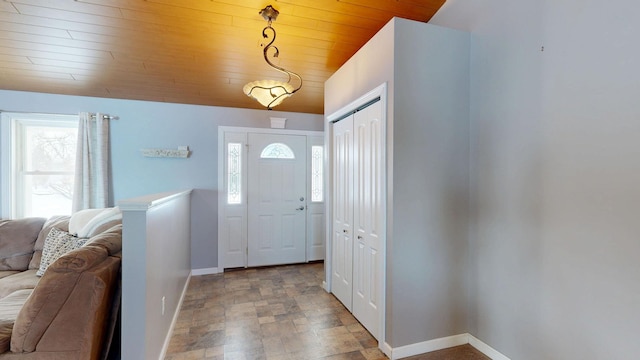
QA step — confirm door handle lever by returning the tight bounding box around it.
[296,206,305,211]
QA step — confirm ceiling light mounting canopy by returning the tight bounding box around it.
[243,5,303,110]
[259,4,279,22]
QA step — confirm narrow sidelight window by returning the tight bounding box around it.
[311,145,323,202]
[227,143,242,204]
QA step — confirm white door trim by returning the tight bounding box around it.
[325,83,387,351]
[217,126,324,272]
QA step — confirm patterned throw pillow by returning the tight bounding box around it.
[36,228,88,277]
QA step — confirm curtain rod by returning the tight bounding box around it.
[0,110,118,120]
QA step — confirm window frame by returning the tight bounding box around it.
[1,112,79,218]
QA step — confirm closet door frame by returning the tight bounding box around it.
[325,82,387,347]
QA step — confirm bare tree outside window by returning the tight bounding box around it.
[21,125,78,218]
[0,113,80,219]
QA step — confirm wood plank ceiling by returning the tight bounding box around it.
[0,0,445,114]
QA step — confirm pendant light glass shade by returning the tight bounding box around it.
[243,5,302,110]
[243,79,294,109]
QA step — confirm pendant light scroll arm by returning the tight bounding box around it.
[261,25,303,94]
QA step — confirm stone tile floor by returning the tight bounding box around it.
[164,262,489,360]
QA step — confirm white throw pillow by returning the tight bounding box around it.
[78,207,122,238]
[37,228,88,277]
[69,208,104,236]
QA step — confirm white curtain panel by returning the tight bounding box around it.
[72,112,110,212]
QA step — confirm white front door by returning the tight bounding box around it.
[331,116,354,310]
[247,133,307,267]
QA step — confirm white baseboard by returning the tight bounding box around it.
[391,334,468,359]
[191,267,220,276]
[386,333,510,360]
[382,342,393,359]
[158,273,192,360]
[468,334,511,360]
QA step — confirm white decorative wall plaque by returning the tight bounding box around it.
[141,146,190,158]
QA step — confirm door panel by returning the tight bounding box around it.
[248,134,307,267]
[352,101,383,339]
[309,212,324,258]
[225,216,243,254]
[331,116,354,310]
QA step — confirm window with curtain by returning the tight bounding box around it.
[1,112,79,218]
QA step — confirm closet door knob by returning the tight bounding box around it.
[343,229,348,233]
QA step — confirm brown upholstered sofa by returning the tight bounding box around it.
[0,215,121,360]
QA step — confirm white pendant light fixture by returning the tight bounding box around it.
[243,5,302,110]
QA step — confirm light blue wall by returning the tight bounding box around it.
[0,89,324,269]
[431,0,640,359]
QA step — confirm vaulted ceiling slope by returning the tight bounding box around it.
[0,0,445,114]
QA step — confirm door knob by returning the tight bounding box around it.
[343,229,348,233]
[296,206,305,211]
[357,235,363,239]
